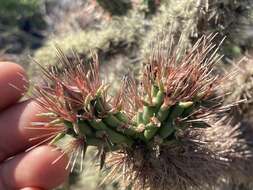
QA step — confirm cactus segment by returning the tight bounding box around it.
[158,101,193,139]
[143,89,165,124]
[143,105,156,124]
[103,114,124,128]
[178,101,194,109]
[152,90,165,108]
[158,119,174,139]
[65,121,89,137]
[104,112,141,137]
[93,96,106,114]
[182,104,195,117]
[118,125,139,137]
[89,119,134,146]
[168,102,193,120]
[64,120,74,129]
[151,85,159,97]
[157,104,171,122]
[137,111,144,125]
[144,117,161,141]
[77,120,93,136]
[114,111,131,124]
[144,122,158,141]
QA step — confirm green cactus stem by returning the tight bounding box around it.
[144,117,161,141]
[143,87,165,124]
[159,101,193,139]
[142,105,156,124]
[89,119,134,146]
[159,119,174,139]
[114,111,131,124]
[77,120,93,136]
[103,114,124,128]
[152,90,165,108]
[157,104,171,122]
[151,85,159,97]
[137,111,144,125]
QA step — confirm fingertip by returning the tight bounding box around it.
[20,188,45,190]
[0,145,69,189]
[0,61,28,88]
[19,145,69,189]
[0,62,29,110]
[0,61,26,72]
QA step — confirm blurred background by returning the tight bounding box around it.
[1,0,253,189]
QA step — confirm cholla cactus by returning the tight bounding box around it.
[224,57,253,122]
[30,35,252,190]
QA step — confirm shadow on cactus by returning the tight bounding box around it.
[29,34,252,190]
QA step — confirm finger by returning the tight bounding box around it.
[20,188,44,190]
[0,62,28,111]
[0,146,69,190]
[0,100,53,162]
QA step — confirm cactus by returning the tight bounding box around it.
[199,0,253,58]
[30,34,253,190]
[142,0,253,63]
[141,0,199,60]
[223,56,253,123]
[32,0,253,75]
[32,10,144,68]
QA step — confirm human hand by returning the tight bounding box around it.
[0,62,69,190]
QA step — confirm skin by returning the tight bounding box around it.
[0,62,69,190]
